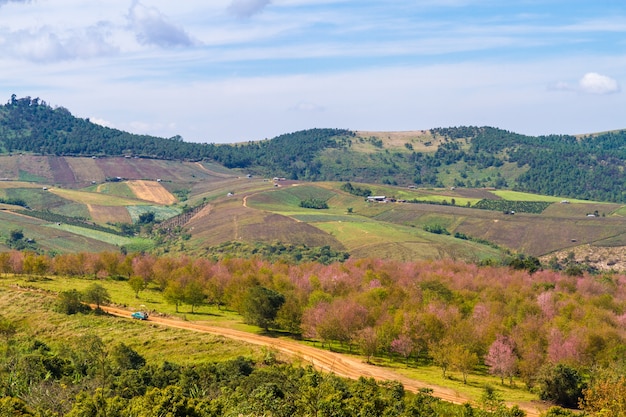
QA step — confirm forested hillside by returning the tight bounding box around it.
[0,95,351,174]
[3,95,626,203]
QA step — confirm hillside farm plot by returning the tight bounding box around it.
[65,157,106,184]
[456,214,626,256]
[543,202,621,217]
[0,210,118,253]
[5,187,72,211]
[315,219,430,246]
[47,223,141,246]
[0,156,19,179]
[95,157,142,179]
[492,190,596,203]
[94,182,136,199]
[127,180,177,205]
[49,187,148,207]
[246,185,337,211]
[88,204,132,224]
[48,156,76,184]
[127,205,181,223]
[0,181,42,190]
[16,155,53,183]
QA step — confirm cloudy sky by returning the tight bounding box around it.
[1,0,624,143]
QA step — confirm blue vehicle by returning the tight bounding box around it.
[131,311,148,320]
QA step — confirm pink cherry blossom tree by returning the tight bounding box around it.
[485,335,517,385]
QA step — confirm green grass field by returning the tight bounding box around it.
[50,187,149,206]
[0,286,262,365]
[46,223,152,248]
[127,205,181,222]
[93,182,136,199]
[492,190,599,203]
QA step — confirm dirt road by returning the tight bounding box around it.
[101,305,543,416]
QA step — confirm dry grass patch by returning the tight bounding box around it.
[354,130,443,152]
[88,204,132,223]
[127,180,177,204]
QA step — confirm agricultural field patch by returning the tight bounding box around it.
[95,181,136,199]
[95,157,142,179]
[5,187,71,211]
[246,184,337,211]
[473,199,552,214]
[18,170,48,183]
[46,223,138,246]
[492,190,597,203]
[0,180,41,189]
[0,156,19,179]
[127,179,177,204]
[65,157,106,184]
[16,155,52,182]
[48,155,76,184]
[127,205,181,223]
[543,202,621,218]
[0,210,118,253]
[456,214,626,256]
[608,205,626,217]
[88,204,132,224]
[52,201,91,219]
[49,187,147,207]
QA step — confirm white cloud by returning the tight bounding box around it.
[578,72,620,95]
[3,24,118,62]
[228,0,271,18]
[128,1,194,47]
[89,117,114,128]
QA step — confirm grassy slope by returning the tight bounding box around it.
[0,210,120,253]
[244,184,503,261]
[0,286,262,365]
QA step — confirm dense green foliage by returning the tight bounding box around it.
[0,196,28,207]
[299,198,329,209]
[0,95,351,179]
[472,200,552,214]
[0,328,490,417]
[341,182,372,197]
[434,126,626,203]
[203,241,350,264]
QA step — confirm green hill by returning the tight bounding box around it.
[4,95,626,203]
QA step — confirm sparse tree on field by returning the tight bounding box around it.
[82,283,111,310]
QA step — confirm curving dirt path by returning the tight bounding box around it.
[100,305,544,416]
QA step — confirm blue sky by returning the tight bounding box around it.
[1,0,624,143]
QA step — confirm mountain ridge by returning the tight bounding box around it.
[2,95,626,205]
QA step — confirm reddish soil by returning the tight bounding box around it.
[99,305,545,417]
[48,156,76,185]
